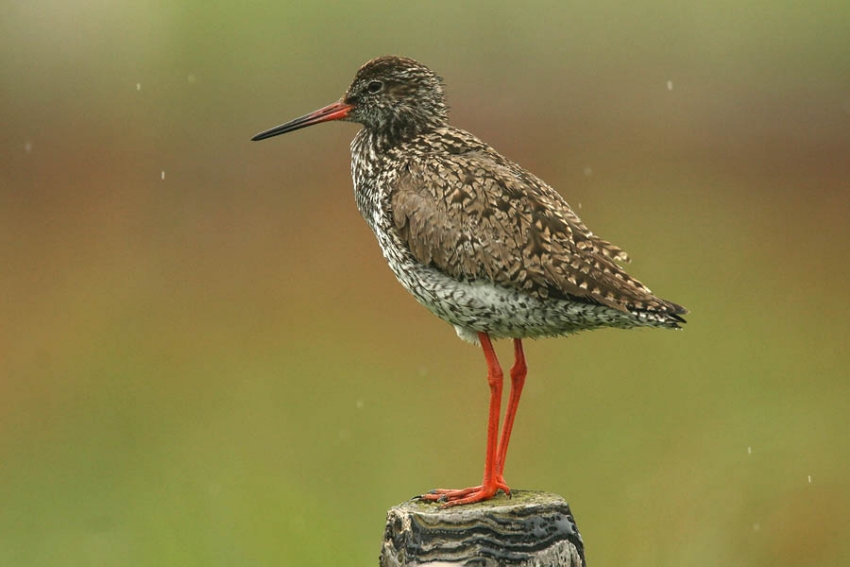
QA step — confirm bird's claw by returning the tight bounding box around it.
[417,478,511,507]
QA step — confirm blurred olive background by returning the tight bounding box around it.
[2,1,848,565]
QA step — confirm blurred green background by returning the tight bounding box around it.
[2,1,848,565]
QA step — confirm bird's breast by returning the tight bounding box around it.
[350,139,380,229]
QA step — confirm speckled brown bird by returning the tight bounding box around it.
[252,56,687,506]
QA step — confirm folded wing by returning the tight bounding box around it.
[390,149,684,316]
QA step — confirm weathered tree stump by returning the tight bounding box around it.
[380,490,586,567]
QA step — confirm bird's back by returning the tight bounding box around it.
[376,126,685,330]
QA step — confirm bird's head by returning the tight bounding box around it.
[342,56,448,135]
[252,56,448,143]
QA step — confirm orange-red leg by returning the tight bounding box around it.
[420,332,510,506]
[494,339,527,480]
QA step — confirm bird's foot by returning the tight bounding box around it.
[418,476,511,507]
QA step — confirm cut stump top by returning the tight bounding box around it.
[380,490,586,567]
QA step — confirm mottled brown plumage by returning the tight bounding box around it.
[391,133,679,313]
[252,55,687,507]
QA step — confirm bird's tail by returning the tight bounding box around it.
[632,299,688,329]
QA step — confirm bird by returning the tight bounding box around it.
[251,55,687,507]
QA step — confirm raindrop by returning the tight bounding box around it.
[161,170,165,180]
[747,446,752,455]
[666,80,673,91]
[136,83,141,91]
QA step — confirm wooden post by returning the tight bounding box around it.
[380,490,586,566]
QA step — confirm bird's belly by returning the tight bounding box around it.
[384,253,638,343]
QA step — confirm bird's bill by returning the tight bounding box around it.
[251,101,354,141]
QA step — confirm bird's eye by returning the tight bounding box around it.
[367,81,383,93]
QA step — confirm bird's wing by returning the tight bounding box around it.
[390,150,672,312]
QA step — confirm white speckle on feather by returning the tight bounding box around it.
[161,170,165,180]
[747,446,752,455]
[136,83,141,91]
[24,141,33,153]
[666,80,673,91]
